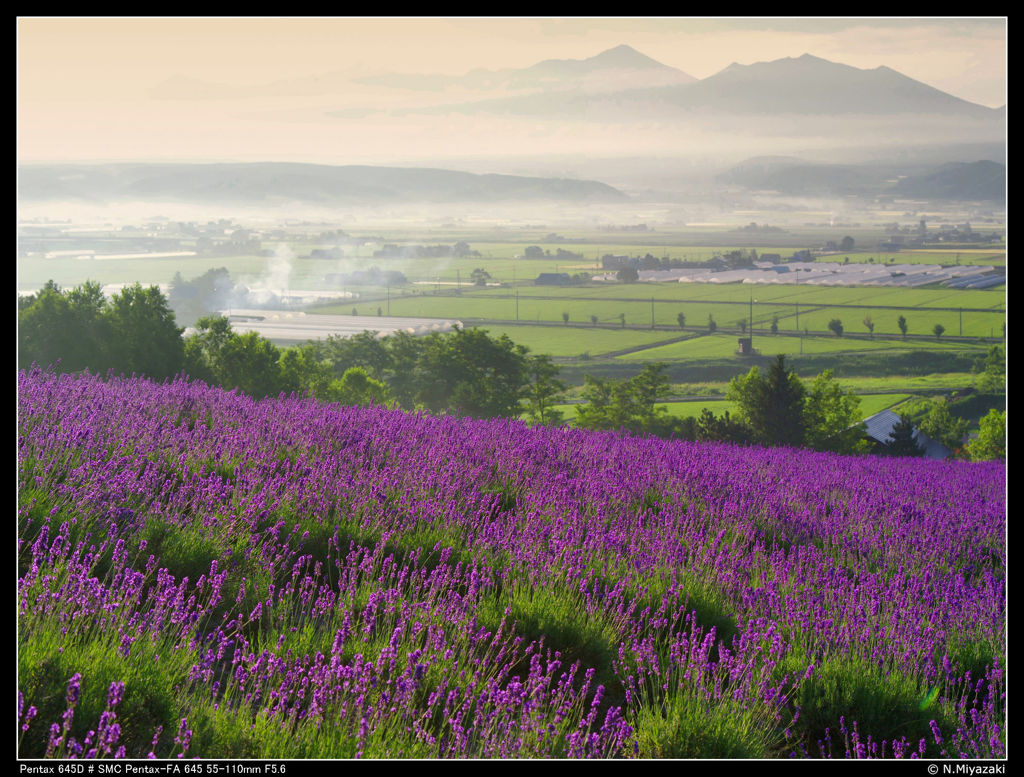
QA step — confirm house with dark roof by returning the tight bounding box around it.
[862,409,952,459]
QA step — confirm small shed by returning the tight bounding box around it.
[737,337,754,355]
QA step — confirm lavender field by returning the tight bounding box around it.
[17,367,1006,759]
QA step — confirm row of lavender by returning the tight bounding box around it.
[18,367,1005,758]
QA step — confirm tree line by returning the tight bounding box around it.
[18,280,1004,461]
[18,280,563,423]
[572,357,870,455]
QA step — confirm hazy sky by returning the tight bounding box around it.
[17,17,1007,165]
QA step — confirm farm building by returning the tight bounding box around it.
[862,409,952,459]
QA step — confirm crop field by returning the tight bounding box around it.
[18,369,1005,759]
[814,250,1004,267]
[461,283,1005,308]
[460,325,678,358]
[615,334,992,363]
[319,290,1004,340]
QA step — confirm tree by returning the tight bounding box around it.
[708,314,717,334]
[278,343,334,398]
[770,316,779,335]
[217,332,281,397]
[840,236,855,251]
[183,315,282,398]
[695,408,752,445]
[591,315,599,327]
[737,319,747,334]
[884,415,925,457]
[574,374,635,433]
[522,354,567,427]
[616,267,639,283]
[677,312,686,330]
[933,323,946,339]
[168,267,234,327]
[412,327,530,418]
[976,345,1005,393]
[470,268,492,287]
[619,313,626,329]
[562,312,570,325]
[828,318,844,337]
[64,281,113,371]
[104,283,185,380]
[18,280,76,371]
[183,314,234,386]
[727,354,806,447]
[382,330,427,408]
[918,399,970,452]
[575,363,683,438]
[323,366,390,407]
[964,409,1005,461]
[897,315,908,340]
[862,315,875,339]
[803,370,869,454]
[322,330,391,381]
[19,280,112,373]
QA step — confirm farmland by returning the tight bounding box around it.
[18,219,1005,428]
[316,282,1005,340]
[17,368,1005,759]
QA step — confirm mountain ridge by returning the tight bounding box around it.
[433,50,1001,119]
[17,161,631,206]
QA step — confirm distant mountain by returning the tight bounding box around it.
[656,54,999,117]
[894,160,1006,202]
[355,44,697,95]
[17,162,629,205]
[718,156,1006,202]
[428,52,1000,123]
[716,157,885,196]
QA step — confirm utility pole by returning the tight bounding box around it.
[749,293,754,342]
[651,297,655,329]
[515,290,519,322]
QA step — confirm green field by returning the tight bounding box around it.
[550,392,910,426]
[20,233,1004,410]
[614,334,990,362]
[462,282,1005,309]
[320,281,1004,339]
[462,324,678,358]
[814,250,1004,267]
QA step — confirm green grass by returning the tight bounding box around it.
[464,281,1005,310]
[465,324,683,357]
[616,334,988,363]
[18,606,197,758]
[775,652,959,757]
[630,689,785,758]
[814,250,1004,267]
